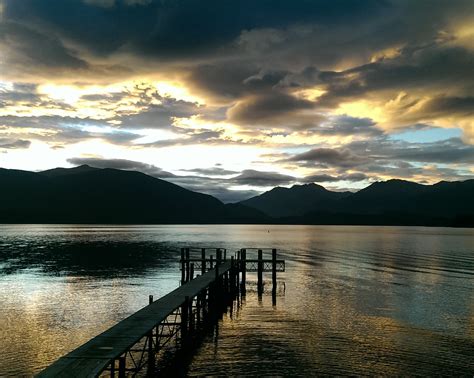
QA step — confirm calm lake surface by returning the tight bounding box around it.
[0,224,473,376]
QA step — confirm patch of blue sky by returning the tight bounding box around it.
[390,127,462,143]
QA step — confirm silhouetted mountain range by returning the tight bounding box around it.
[240,179,474,227]
[240,183,351,217]
[0,165,472,227]
[0,165,266,224]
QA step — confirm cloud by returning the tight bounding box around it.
[316,115,383,136]
[66,157,266,202]
[227,92,314,125]
[230,169,295,186]
[284,148,369,168]
[2,0,474,191]
[180,167,239,176]
[0,138,31,149]
[2,0,387,62]
[67,157,176,178]
[0,21,88,77]
[348,137,474,165]
[304,172,367,183]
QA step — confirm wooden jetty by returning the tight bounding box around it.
[38,248,285,377]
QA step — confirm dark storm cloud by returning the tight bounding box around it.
[2,0,387,59]
[187,65,291,102]
[315,45,474,110]
[227,92,314,125]
[0,138,31,149]
[0,21,88,71]
[416,96,474,119]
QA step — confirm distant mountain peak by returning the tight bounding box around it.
[240,181,350,217]
[291,182,326,190]
[39,164,100,177]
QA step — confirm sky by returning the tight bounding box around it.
[1,0,474,202]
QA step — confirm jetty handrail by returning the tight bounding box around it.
[38,260,232,377]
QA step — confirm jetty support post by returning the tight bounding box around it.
[216,249,222,293]
[180,248,185,284]
[272,249,277,305]
[118,357,126,378]
[241,248,246,295]
[224,268,229,298]
[201,248,206,274]
[257,249,263,295]
[196,291,202,326]
[190,263,194,281]
[185,248,190,283]
[216,248,222,266]
[272,249,277,291]
[230,256,235,296]
[147,296,155,374]
[188,295,195,334]
[181,296,189,345]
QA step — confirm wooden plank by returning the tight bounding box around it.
[38,261,232,377]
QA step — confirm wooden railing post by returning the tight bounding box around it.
[181,296,189,344]
[180,248,185,284]
[230,256,235,295]
[241,248,246,295]
[185,248,190,283]
[272,249,277,291]
[201,248,206,274]
[147,294,155,375]
[257,249,263,295]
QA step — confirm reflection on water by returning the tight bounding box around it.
[0,225,473,375]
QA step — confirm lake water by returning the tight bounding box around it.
[0,224,473,376]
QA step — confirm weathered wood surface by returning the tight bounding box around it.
[38,261,232,378]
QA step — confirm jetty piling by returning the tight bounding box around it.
[257,249,263,295]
